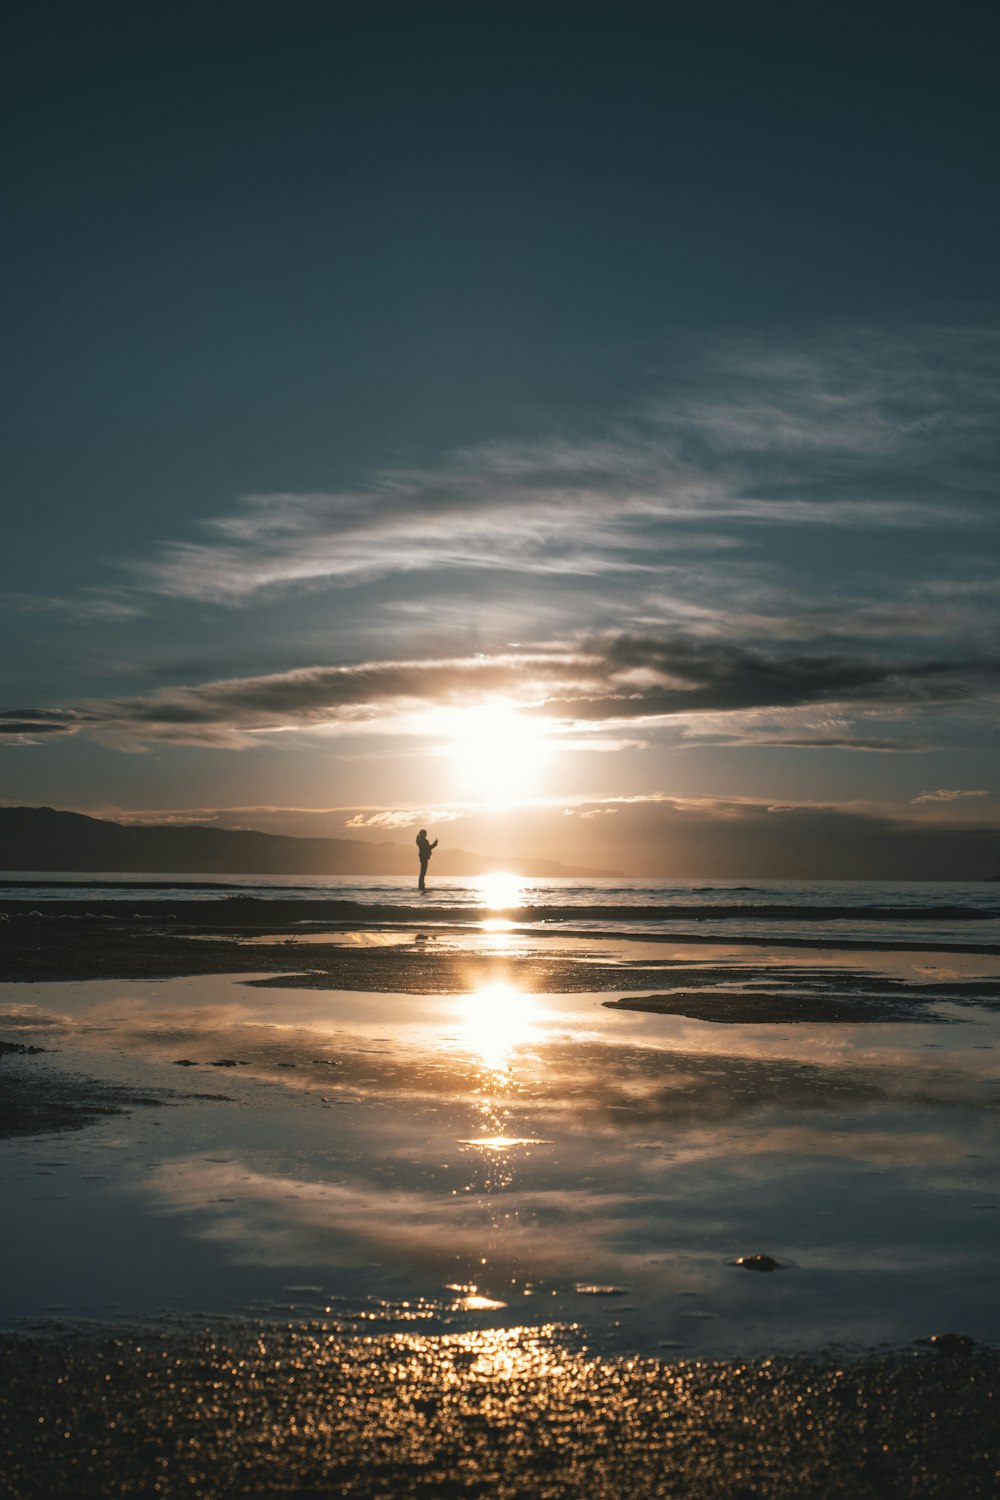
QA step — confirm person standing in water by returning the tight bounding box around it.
[416,828,438,891]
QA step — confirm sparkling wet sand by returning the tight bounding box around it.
[2,903,999,1496]
[2,1326,998,1499]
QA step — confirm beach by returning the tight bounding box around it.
[3,1327,998,1499]
[1,878,999,1495]
[11,1,1000,1490]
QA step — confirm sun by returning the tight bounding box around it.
[446,702,551,804]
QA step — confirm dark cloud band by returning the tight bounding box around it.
[3,634,998,749]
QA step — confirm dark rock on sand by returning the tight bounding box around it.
[605,991,952,1025]
[926,1333,977,1355]
[0,1065,168,1140]
[735,1254,783,1273]
[0,1040,47,1058]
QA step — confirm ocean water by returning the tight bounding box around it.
[2,871,998,947]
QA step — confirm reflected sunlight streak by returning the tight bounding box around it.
[459,1136,551,1150]
[455,982,543,1074]
[477,873,524,911]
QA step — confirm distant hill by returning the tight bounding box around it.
[0,806,617,879]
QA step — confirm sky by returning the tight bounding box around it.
[3,1,999,876]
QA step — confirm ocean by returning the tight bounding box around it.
[2,871,998,947]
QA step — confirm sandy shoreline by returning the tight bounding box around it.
[1,1324,997,1499]
[3,898,999,970]
[3,907,1000,1496]
[4,904,1000,996]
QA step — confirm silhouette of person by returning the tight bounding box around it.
[416,828,438,890]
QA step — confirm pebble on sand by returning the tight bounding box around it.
[734,1254,783,1273]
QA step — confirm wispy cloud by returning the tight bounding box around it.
[345,809,465,829]
[0,709,86,745]
[125,326,1000,610]
[912,788,990,804]
[0,590,142,620]
[6,326,998,779]
[554,635,1000,723]
[697,734,933,753]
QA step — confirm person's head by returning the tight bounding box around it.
[418,828,427,838]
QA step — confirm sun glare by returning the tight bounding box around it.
[476,872,523,910]
[446,703,551,804]
[456,982,542,1074]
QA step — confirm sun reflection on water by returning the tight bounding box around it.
[455,981,542,1075]
[476,872,524,911]
[446,1284,510,1311]
[459,1136,550,1150]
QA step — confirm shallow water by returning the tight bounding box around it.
[2,931,999,1358]
[3,872,999,947]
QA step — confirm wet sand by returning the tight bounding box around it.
[1,1325,997,1499]
[2,898,998,996]
[4,903,1000,991]
[605,988,995,1024]
[2,904,1000,1495]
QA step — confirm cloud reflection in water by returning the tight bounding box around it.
[5,962,1000,1353]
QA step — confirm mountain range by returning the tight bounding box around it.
[0,806,617,879]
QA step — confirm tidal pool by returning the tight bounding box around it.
[2,940,998,1358]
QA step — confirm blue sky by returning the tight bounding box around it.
[3,2,999,873]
